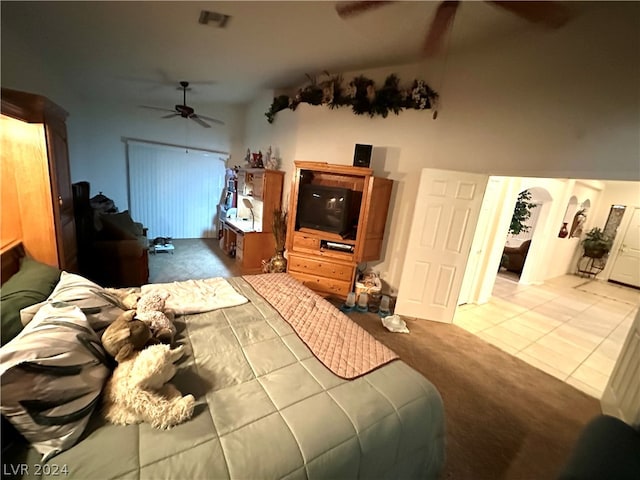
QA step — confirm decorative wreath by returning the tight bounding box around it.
[265,72,438,123]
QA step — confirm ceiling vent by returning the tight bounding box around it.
[198,10,231,28]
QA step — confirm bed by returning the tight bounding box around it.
[1,242,445,479]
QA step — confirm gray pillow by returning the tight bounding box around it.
[20,271,125,332]
[0,301,110,461]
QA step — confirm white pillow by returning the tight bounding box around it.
[20,271,124,331]
[1,301,111,461]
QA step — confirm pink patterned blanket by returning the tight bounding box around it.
[243,273,398,379]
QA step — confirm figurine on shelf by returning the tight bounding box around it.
[265,146,278,170]
[570,209,588,238]
[251,151,264,168]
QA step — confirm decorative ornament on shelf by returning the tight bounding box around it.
[558,222,569,238]
[265,72,439,123]
[251,151,264,168]
[264,146,279,170]
[570,208,588,238]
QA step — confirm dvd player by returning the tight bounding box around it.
[321,240,355,253]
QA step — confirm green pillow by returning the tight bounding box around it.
[99,210,139,240]
[0,257,61,345]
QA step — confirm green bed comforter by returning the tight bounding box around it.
[9,277,445,479]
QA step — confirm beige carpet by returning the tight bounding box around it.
[343,310,601,480]
[150,239,602,479]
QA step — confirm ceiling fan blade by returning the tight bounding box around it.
[423,0,460,57]
[139,105,176,114]
[190,115,211,128]
[162,113,180,119]
[195,114,225,125]
[489,1,571,28]
[335,1,395,18]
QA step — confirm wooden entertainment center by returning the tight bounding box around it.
[286,161,392,298]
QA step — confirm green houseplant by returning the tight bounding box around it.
[581,227,613,259]
[509,190,538,236]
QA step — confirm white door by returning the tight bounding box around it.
[395,169,488,322]
[601,309,640,428]
[609,207,640,288]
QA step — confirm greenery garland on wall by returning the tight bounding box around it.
[265,72,439,123]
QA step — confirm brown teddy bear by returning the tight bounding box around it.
[101,310,156,363]
[104,287,140,310]
[102,344,195,429]
[135,291,177,345]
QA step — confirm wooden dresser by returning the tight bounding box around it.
[285,161,392,298]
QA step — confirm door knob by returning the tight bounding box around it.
[58,196,63,206]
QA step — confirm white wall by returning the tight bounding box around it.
[2,19,245,212]
[246,2,639,292]
[593,181,640,280]
[592,182,640,231]
[66,100,243,210]
[243,90,300,210]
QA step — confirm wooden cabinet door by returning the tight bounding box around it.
[45,116,78,271]
[252,173,265,199]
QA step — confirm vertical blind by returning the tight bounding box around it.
[127,141,226,239]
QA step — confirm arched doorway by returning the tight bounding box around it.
[499,187,552,283]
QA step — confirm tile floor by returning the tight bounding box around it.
[453,274,639,399]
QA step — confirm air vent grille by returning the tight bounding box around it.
[198,10,231,28]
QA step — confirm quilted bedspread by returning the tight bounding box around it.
[16,275,445,479]
[244,273,398,379]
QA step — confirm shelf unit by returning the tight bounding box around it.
[286,161,392,298]
[220,168,284,273]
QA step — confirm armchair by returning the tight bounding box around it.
[502,240,531,274]
[72,181,149,287]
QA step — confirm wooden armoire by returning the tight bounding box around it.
[286,161,393,298]
[1,88,78,271]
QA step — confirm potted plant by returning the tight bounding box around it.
[509,190,538,236]
[581,227,613,259]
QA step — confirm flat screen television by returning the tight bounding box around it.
[296,184,360,237]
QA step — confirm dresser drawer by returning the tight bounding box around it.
[292,233,320,251]
[287,253,354,282]
[288,271,351,297]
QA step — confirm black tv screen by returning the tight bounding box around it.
[297,184,357,236]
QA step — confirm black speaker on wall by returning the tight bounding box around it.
[353,144,372,167]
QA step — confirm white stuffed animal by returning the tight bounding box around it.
[102,344,195,430]
[136,291,177,345]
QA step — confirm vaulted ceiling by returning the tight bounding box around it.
[2,1,586,107]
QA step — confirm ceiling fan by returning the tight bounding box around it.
[140,81,224,128]
[335,1,572,57]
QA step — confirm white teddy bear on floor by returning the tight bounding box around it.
[102,344,195,429]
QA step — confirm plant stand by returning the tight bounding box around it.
[577,255,606,278]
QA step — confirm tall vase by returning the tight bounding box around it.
[558,222,569,238]
[268,250,287,273]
